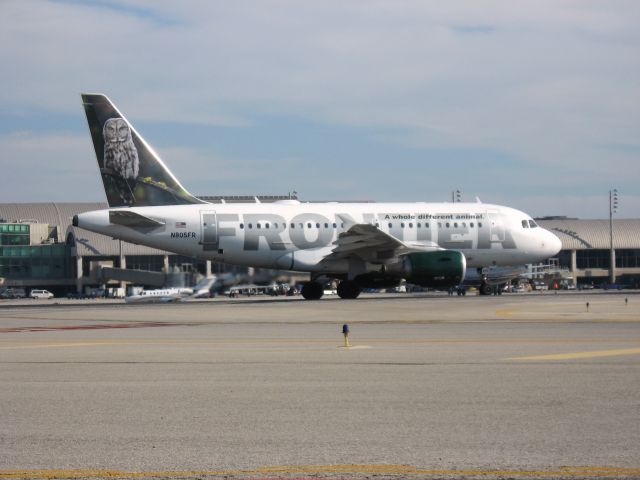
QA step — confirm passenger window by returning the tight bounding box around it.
[307,223,312,228]
[248,224,253,229]
[265,223,270,229]
[257,223,261,229]
[333,223,337,228]
[478,222,483,228]
[290,223,295,229]
[522,220,528,228]
[375,222,380,228]
[316,223,320,228]
[454,222,458,228]
[409,223,413,228]
[401,223,405,228]
[324,223,329,228]
[417,222,421,228]
[438,222,442,228]
[446,223,450,228]
[239,223,244,229]
[470,222,474,228]
[388,223,393,228]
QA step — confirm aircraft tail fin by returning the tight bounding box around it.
[81,93,204,208]
[190,276,218,298]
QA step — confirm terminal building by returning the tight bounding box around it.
[1,203,639,295]
[535,217,640,287]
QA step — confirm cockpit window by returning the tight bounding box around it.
[529,220,538,228]
[521,220,529,228]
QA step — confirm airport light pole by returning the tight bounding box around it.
[609,189,618,284]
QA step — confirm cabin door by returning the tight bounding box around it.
[200,211,218,251]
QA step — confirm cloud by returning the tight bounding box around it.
[0,131,104,201]
[0,0,638,217]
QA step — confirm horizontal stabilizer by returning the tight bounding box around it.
[109,210,165,228]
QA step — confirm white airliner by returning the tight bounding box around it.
[74,94,562,300]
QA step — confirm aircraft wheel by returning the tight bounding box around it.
[337,280,361,299]
[301,282,324,300]
[480,282,492,295]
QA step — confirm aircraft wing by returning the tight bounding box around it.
[109,210,166,228]
[323,223,440,265]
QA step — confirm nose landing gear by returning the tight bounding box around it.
[479,271,492,295]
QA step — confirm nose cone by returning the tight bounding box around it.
[544,229,562,257]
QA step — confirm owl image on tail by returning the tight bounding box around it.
[103,118,140,180]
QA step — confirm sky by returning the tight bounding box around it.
[0,0,638,218]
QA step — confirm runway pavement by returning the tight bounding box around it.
[0,292,639,479]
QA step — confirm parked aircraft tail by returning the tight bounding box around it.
[81,93,204,208]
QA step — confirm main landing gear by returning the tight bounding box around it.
[301,281,324,300]
[337,280,361,299]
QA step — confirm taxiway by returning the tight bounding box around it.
[0,293,639,479]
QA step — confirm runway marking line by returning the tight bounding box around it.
[3,338,640,351]
[0,341,135,350]
[0,322,181,333]
[2,465,640,479]
[509,347,640,361]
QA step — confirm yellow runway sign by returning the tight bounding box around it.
[509,347,640,361]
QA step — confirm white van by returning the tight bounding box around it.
[30,289,54,299]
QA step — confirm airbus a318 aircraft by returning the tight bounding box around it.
[74,94,562,300]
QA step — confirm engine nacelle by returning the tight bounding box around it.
[401,250,466,288]
[348,250,466,290]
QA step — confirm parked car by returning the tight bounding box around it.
[30,289,54,299]
[0,288,27,299]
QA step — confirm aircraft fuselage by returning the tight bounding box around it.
[76,200,561,274]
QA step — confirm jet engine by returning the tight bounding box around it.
[401,250,466,288]
[353,250,466,290]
